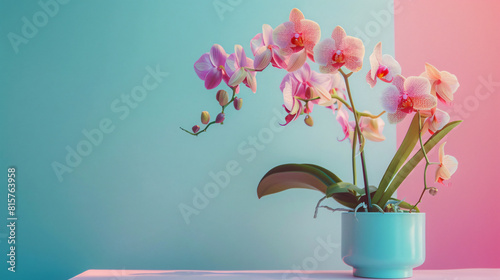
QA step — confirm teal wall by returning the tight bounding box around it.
[0,0,395,279]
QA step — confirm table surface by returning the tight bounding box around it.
[71,269,500,279]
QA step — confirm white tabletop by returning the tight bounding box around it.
[71,269,500,279]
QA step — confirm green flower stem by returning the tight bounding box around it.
[411,110,436,212]
[180,87,237,136]
[339,68,372,211]
[352,128,358,186]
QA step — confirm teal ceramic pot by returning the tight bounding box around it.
[341,212,425,278]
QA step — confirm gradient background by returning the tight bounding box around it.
[0,1,497,280]
[0,1,395,279]
[395,0,500,269]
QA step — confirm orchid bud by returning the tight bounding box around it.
[216,89,229,106]
[429,187,438,196]
[304,115,314,127]
[234,97,243,110]
[201,111,210,124]
[192,125,200,134]
[215,113,225,123]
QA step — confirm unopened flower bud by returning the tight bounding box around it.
[215,113,225,123]
[429,187,438,196]
[304,115,314,127]
[201,111,210,124]
[192,125,200,134]
[234,97,243,110]
[216,89,229,106]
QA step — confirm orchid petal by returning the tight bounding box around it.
[262,24,274,46]
[392,75,406,93]
[194,53,212,80]
[443,155,458,175]
[412,93,437,111]
[341,36,365,66]
[439,142,446,163]
[366,70,377,88]
[228,67,247,87]
[425,63,441,81]
[381,86,401,113]
[344,55,363,72]
[292,62,311,83]
[204,67,223,89]
[361,116,385,142]
[289,8,305,26]
[381,54,401,75]
[300,19,321,47]
[225,53,238,78]
[319,64,338,74]
[313,38,336,66]
[254,47,272,71]
[405,76,431,96]
[387,110,407,124]
[233,45,247,68]
[245,71,257,93]
[273,21,296,49]
[331,26,346,50]
[272,50,287,69]
[210,44,227,68]
[286,49,307,72]
[250,33,264,56]
[369,42,382,80]
[429,108,450,132]
[436,71,459,103]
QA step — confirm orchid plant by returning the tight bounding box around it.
[182,8,461,213]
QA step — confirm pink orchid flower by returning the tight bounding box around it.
[422,107,450,134]
[420,63,459,104]
[273,8,321,72]
[194,44,228,89]
[381,75,437,124]
[366,42,401,88]
[435,142,458,184]
[280,63,334,125]
[314,26,365,73]
[250,24,287,71]
[225,45,257,93]
[337,108,385,144]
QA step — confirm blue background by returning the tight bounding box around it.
[0,0,395,279]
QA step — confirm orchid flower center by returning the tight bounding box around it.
[376,65,389,78]
[332,50,345,63]
[398,93,414,113]
[291,33,304,47]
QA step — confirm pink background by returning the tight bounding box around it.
[395,0,500,269]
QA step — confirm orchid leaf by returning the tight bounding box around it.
[304,164,342,183]
[326,182,363,197]
[372,114,422,204]
[331,192,359,209]
[257,164,341,198]
[377,120,462,208]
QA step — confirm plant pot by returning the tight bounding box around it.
[341,212,425,279]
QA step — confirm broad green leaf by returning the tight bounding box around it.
[326,182,363,197]
[377,120,462,208]
[304,164,342,183]
[331,192,359,209]
[372,114,422,204]
[397,200,420,212]
[257,164,341,198]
